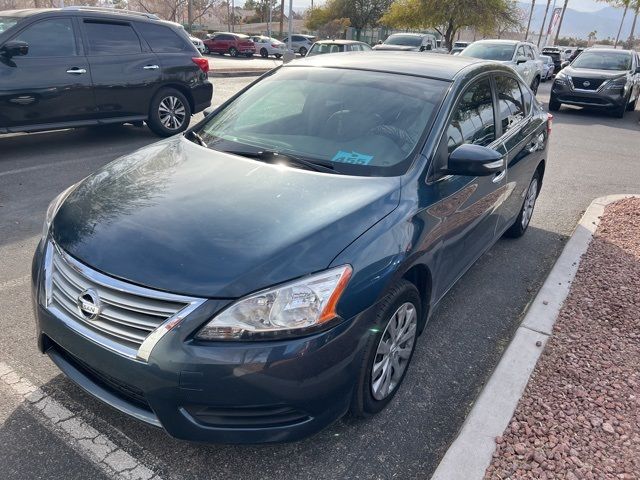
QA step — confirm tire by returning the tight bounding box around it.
[530,76,540,95]
[626,94,637,112]
[350,280,421,417]
[147,88,191,137]
[299,46,307,56]
[229,47,238,57]
[203,45,210,54]
[613,97,628,118]
[260,48,268,58]
[275,54,282,59]
[504,171,540,238]
[548,96,561,111]
[245,53,253,58]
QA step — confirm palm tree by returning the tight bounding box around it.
[554,0,569,45]
[613,0,632,47]
[537,0,552,46]
[627,0,639,46]
[587,30,597,45]
[525,0,537,41]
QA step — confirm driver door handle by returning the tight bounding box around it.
[66,68,87,74]
[492,169,506,183]
[143,65,159,70]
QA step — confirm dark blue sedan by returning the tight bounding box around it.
[32,52,550,443]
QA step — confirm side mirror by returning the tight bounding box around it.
[515,55,527,64]
[377,40,383,45]
[447,144,504,176]
[1,40,29,58]
[560,61,570,70]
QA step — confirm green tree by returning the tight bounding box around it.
[305,0,391,36]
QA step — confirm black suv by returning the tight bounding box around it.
[0,8,212,136]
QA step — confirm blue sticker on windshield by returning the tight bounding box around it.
[331,150,374,165]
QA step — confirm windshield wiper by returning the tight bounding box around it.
[225,149,342,175]
[184,130,208,148]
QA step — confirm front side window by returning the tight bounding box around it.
[0,15,21,34]
[445,78,495,154]
[461,42,517,61]
[495,75,525,134]
[136,23,188,52]
[84,21,141,55]
[525,46,535,60]
[12,18,76,57]
[195,67,448,176]
[572,51,632,71]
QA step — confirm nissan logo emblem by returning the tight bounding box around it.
[583,81,590,87]
[77,288,101,320]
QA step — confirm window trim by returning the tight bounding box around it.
[492,72,532,142]
[133,21,189,53]
[8,16,79,58]
[81,18,144,56]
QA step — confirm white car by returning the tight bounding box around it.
[190,36,205,54]
[460,39,544,93]
[281,34,316,56]
[250,36,287,58]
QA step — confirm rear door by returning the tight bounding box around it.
[0,16,94,130]
[81,18,161,120]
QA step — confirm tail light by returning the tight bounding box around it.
[192,57,209,74]
[547,113,553,135]
[271,44,279,48]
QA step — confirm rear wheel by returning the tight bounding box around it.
[260,47,268,58]
[504,172,539,238]
[275,53,282,58]
[147,88,191,137]
[229,47,238,57]
[350,280,421,417]
[299,46,307,56]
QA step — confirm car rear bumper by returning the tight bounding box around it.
[31,248,373,444]
[191,81,213,114]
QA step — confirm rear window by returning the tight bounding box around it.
[136,23,188,52]
[84,21,141,55]
[462,43,516,61]
[0,15,20,34]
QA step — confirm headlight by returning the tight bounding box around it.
[554,71,570,85]
[196,265,352,340]
[604,76,627,90]
[42,183,78,240]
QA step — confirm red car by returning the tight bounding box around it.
[204,32,255,57]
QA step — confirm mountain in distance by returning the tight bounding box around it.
[517,1,638,40]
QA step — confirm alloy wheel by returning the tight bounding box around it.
[158,96,186,131]
[521,177,538,229]
[371,302,417,401]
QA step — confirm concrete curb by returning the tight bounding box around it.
[430,194,640,480]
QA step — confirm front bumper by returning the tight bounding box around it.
[191,81,213,114]
[31,247,372,444]
[551,81,628,109]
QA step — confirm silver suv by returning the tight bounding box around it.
[460,40,544,93]
[282,34,315,56]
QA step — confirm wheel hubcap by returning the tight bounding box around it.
[521,177,538,229]
[158,96,186,131]
[371,302,417,401]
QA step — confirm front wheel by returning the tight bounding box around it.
[626,94,637,112]
[548,97,561,111]
[229,47,238,57]
[147,88,191,137]
[530,76,540,95]
[504,172,540,238]
[260,48,268,58]
[350,280,421,417]
[203,45,210,54]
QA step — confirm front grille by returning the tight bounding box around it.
[51,339,151,411]
[562,94,609,105]
[571,77,605,91]
[45,241,205,358]
[184,404,311,428]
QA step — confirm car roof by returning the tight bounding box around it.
[314,39,367,45]
[1,7,171,24]
[388,32,431,37]
[288,51,505,81]
[585,47,633,54]
[474,39,521,45]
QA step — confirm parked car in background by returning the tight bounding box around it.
[541,46,563,71]
[453,41,470,49]
[562,47,574,61]
[0,7,212,136]
[189,35,205,54]
[204,32,255,57]
[373,32,437,52]
[550,48,640,117]
[33,51,549,444]
[540,54,555,81]
[306,39,372,56]
[250,35,286,58]
[460,39,544,93]
[450,46,465,55]
[281,34,315,56]
[569,48,584,62]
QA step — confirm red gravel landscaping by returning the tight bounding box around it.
[484,198,640,480]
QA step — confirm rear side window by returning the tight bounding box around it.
[84,21,141,55]
[136,23,188,52]
[445,77,495,153]
[13,18,76,57]
[215,34,232,40]
[495,75,525,134]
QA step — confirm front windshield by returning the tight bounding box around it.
[461,43,516,61]
[384,35,422,47]
[307,43,344,56]
[0,16,20,34]
[572,51,632,71]
[196,67,448,176]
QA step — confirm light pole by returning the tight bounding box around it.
[268,1,272,37]
[287,0,292,52]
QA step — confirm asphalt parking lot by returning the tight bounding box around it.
[1,79,639,480]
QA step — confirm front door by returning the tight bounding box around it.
[0,17,94,130]
[80,18,161,120]
[424,76,507,299]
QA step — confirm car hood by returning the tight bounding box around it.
[564,66,628,79]
[373,44,419,51]
[52,137,401,298]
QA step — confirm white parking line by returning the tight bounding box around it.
[0,362,163,480]
[0,158,88,178]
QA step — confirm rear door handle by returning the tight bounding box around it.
[143,65,159,70]
[66,68,87,74]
